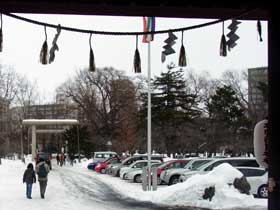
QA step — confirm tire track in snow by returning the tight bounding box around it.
[55,166,209,210]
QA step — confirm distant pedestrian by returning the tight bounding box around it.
[23,163,36,199]
[36,158,50,199]
[56,154,60,165]
[69,154,74,166]
[60,153,65,166]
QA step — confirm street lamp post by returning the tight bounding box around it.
[77,125,80,162]
[20,124,24,162]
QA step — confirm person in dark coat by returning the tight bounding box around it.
[36,158,50,199]
[23,163,36,199]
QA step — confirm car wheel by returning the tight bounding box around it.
[100,168,106,174]
[169,175,180,186]
[258,184,268,198]
[123,173,127,180]
[134,174,142,183]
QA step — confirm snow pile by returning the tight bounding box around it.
[89,162,266,209]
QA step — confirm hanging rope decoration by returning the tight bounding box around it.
[49,24,61,64]
[161,31,177,63]
[1,10,256,68]
[178,31,187,67]
[134,35,141,73]
[226,19,241,51]
[89,33,96,72]
[220,21,227,57]
[257,20,263,42]
[0,14,3,52]
[39,26,49,64]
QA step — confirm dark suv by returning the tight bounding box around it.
[36,152,52,170]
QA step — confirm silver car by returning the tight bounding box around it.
[160,158,213,185]
[179,157,260,183]
[111,155,163,177]
[120,160,161,180]
[125,162,163,183]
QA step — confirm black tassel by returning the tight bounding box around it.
[178,44,187,67]
[220,34,227,57]
[0,14,3,52]
[134,48,141,73]
[0,28,2,52]
[89,48,95,72]
[133,35,141,73]
[40,40,48,64]
[220,22,227,57]
[89,34,95,72]
[40,26,48,65]
[257,20,263,42]
[178,31,186,67]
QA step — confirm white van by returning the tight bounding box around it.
[93,151,118,162]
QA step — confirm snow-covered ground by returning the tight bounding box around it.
[0,157,267,210]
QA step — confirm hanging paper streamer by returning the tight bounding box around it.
[89,34,95,72]
[162,31,177,63]
[226,19,241,51]
[220,22,227,57]
[49,24,61,64]
[142,17,155,43]
[257,20,263,42]
[134,35,141,73]
[178,31,187,67]
[0,14,3,52]
[39,26,49,65]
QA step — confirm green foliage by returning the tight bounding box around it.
[62,125,92,157]
[207,85,246,127]
[139,63,200,127]
[138,63,200,153]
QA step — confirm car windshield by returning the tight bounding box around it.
[188,159,213,171]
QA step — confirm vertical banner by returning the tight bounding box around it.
[142,17,155,43]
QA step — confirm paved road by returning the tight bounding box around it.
[55,165,266,210]
[57,165,209,210]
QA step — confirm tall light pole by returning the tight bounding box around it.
[147,42,152,191]
[77,124,80,162]
[20,124,24,162]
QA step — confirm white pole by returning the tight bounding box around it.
[31,125,36,161]
[147,42,152,191]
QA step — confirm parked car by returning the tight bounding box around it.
[36,152,52,170]
[236,167,268,198]
[87,151,118,170]
[120,160,161,180]
[155,159,190,184]
[179,157,260,184]
[92,151,118,162]
[95,156,121,173]
[160,158,213,185]
[125,162,163,183]
[110,154,164,177]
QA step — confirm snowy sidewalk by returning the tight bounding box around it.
[0,158,267,210]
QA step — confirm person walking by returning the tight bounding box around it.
[56,153,60,165]
[36,158,50,199]
[23,163,36,199]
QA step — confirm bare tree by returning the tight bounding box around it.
[59,67,139,153]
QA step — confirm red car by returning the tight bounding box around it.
[156,159,190,182]
[95,157,121,173]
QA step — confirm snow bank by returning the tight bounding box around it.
[86,162,266,209]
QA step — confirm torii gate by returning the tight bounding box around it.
[22,119,79,160]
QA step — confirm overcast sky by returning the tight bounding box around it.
[0,13,267,101]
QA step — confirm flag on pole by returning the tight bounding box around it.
[142,17,155,43]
